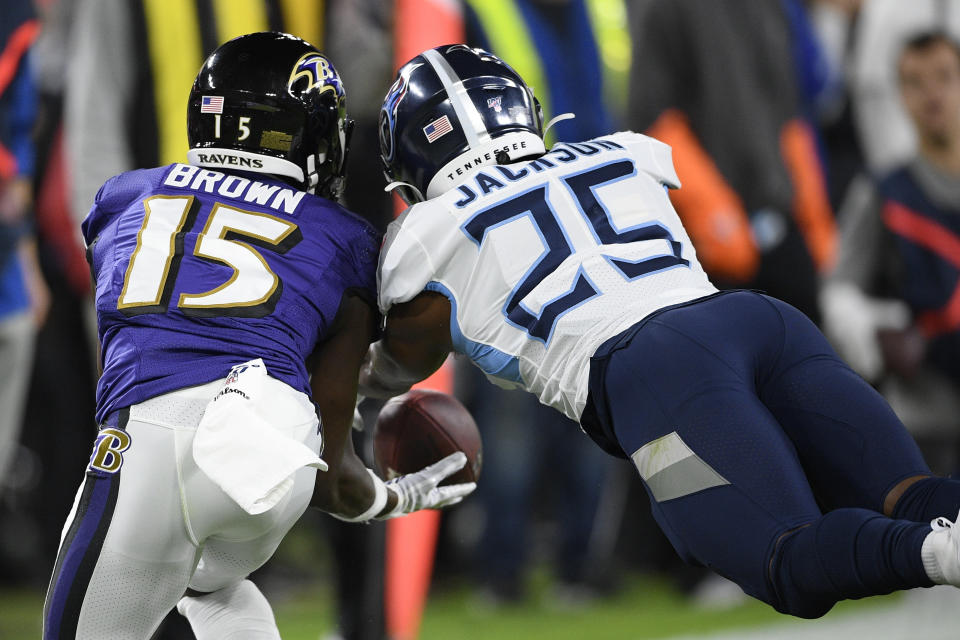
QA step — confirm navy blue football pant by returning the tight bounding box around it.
[586,291,950,618]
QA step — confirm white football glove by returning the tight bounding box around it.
[378,452,476,519]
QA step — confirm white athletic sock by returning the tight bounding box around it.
[176,579,281,640]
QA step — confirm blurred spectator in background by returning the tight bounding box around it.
[627,0,837,323]
[805,0,867,209]
[457,0,624,605]
[850,0,960,174]
[0,0,48,498]
[7,0,100,596]
[0,9,51,584]
[822,31,960,475]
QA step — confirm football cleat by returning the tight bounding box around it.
[921,510,960,585]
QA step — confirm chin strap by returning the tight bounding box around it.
[306,155,319,194]
[384,180,424,203]
[543,112,575,137]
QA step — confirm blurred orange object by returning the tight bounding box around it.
[385,359,455,640]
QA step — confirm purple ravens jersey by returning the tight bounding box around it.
[83,163,380,423]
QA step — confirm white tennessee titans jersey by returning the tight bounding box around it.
[378,131,718,421]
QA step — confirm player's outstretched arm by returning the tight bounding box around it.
[310,292,472,521]
[309,293,386,518]
[359,291,453,399]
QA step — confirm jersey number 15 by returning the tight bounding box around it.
[116,195,301,318]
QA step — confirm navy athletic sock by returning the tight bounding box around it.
[891,476,960,523]
[771,508,932,618]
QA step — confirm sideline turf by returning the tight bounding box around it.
[0,577,898,640]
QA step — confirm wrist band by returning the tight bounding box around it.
[330,469,389,523]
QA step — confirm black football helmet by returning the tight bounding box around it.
[187,32,352,199]
[379,44,545,204]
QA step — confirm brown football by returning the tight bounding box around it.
[373,389,482,485]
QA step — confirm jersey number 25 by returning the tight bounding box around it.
[462,159,688,342]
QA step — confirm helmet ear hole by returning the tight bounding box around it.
[311,108,330,139]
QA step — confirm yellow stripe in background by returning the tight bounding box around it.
[586,0,631,120]
[143,0,204,166]
[279,0,324,49]
[211,0,269,45]
[464,0,552,142]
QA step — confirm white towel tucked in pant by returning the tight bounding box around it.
[193,359,327,515]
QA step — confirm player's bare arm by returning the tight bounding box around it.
[312,291,471,520]
[309,292,390,516]
[359,291,453,399]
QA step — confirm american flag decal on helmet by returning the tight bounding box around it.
[201,96,224,114]
[423,115,453,143]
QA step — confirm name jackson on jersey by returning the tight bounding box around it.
[163,163,306,215]
[451,137,626,208]
[378,131,717,423]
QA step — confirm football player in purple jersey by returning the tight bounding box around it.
[42,33,473,640]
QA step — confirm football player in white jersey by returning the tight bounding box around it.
[361,44,960,618]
